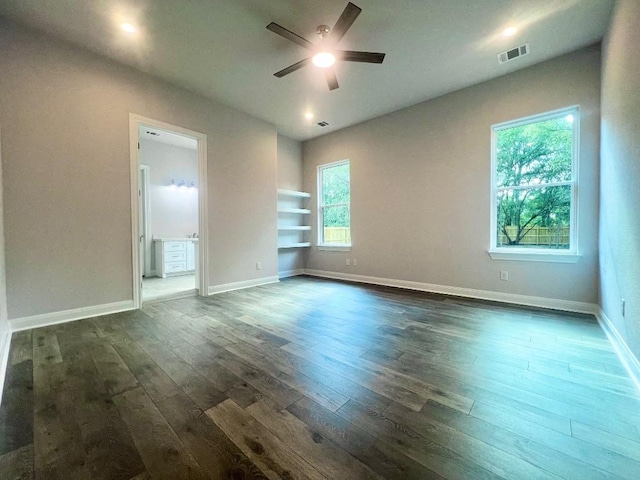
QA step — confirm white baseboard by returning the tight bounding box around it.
[208,276,280,295]
[596,309,640,392]
[9,300,135,332]
[279,269,305,279]
[303,269,599,314]
[0,324,11,406]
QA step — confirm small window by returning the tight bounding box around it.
[318,160,351,247]
[490,107,579,262]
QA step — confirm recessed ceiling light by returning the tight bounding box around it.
[304,112,314,120]
[312,52,336,69]
[121,22,136,34]
[502,26,517,37]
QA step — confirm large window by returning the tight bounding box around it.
[318,160,351,247]
[490,107,579,262]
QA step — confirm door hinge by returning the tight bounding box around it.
[138,142,140,149]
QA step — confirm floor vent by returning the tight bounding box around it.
[317,121,330,127]
[498,43,529,64]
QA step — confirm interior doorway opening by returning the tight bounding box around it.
[129,115,208,307]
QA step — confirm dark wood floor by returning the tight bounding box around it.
[1,276,640,479]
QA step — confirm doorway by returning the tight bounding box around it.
[129,114,208,308]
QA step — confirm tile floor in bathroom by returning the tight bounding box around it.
[142,274,196,302]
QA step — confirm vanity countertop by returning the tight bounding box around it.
[153,237,199,242]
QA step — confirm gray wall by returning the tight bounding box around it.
[0,19,278,319]
[277,134,306,275]
[303,46,601,304]
[600,0,640,358]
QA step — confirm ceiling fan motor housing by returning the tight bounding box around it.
[316,25,331,38]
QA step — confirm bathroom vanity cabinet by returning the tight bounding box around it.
[154,238,197,278]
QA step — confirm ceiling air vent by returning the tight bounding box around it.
[317,121,330,127]
[498,43,529,64]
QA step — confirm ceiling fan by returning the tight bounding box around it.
[266,2,386,91]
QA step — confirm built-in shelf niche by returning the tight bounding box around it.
[277,189,311,249]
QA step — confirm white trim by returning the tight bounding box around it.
[129,118,141,308]
[317,245,351,252]
[130,114,209,309]
[303,269,598,314]
[278,269,305,279]
[492,105,581,131]
[0,325,11,407]
[596,309,640,393]
[208,276,279,295]
[139,164,152,276]
[0,126,10,407]
[488,251,581,263]
[9,300,135,332]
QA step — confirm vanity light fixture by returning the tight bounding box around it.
[169,179,197,189]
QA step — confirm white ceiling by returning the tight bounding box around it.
[0,0,614,141]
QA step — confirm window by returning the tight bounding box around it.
[318,160,350,248]
[489,106,579,262]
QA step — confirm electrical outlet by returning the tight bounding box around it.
[256,262,262,270]
[352,259,357,266]
[622,299,626,317]
[346,258,351,266]
[500,270,509,281]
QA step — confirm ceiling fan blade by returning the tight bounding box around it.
[329,2,362,44]
[325,69,339,91]
[339,50,385,63]
[266,22,314,49]
[274,57,312,78]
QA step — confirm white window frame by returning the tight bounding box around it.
[489,106,580,263]
[317,159,351,251]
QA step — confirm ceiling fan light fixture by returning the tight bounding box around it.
[312,52,336,68]
[120,22,136,34]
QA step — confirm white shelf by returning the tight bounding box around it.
[277,188,310,254]
[277,189,311,198]
[278,242,311,249]
[278,208,311,214]
[278,226,311,231]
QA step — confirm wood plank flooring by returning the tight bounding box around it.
[1,276,640,479]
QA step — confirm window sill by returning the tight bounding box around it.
[317,244,351,252]
[488,250,581,263]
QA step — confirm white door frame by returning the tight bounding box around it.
[0,126,11,407]
[129,113,209,308]
[139,164,151,276]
